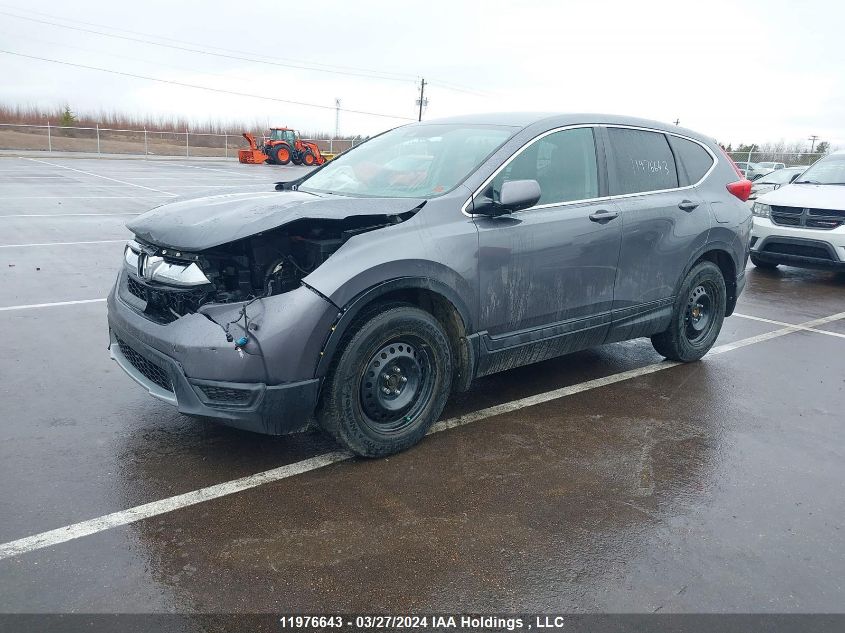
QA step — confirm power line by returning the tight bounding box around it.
[0,28,271,92]
[0,10,418,84]
[0,5,491,98]
[0,3,420,82]
[0,49,416,121]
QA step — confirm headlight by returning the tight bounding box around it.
[150,261,211,287]
[123,241,210,287]
[124,243,139,267]
[752,203,770,218]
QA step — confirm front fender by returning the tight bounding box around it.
[311,275,475,379]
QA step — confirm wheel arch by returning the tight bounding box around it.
[683,243,739,316]
[313,277,476,392]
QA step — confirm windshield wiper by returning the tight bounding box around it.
[793,179,822,184]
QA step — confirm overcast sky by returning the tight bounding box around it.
[1,0,842,148]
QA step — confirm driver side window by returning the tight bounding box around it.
[491,127,599,206]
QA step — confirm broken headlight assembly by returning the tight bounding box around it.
[122,213,414,323]
[124,242,211,287]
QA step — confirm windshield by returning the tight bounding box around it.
[298,124,516,198]
[794,154,845,184]
[758,168,802,184]
[270,129,296,142]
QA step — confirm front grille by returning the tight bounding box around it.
[196,384,252,404]
[123,273,212,324]
[762,241,833,261]
[770,205,845,230]
[115,336,173,392]
[126,276,147,301]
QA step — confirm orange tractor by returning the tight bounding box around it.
[238,128,329,166]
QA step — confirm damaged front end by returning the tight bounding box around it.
[108,194,423,434]
[121,212,415,325]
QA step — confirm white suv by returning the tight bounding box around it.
[750,151,845,270]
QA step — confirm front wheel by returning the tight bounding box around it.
[651,261,726,362]
[316,304,452,457]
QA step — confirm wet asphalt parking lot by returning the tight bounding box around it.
[0,156,844,617]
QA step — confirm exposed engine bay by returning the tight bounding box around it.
[123,212,415,324]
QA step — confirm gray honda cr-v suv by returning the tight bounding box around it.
[108,113,752,456]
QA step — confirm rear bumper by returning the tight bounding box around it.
[109,324,320,435]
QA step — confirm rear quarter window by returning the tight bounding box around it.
[607,128,679,195]
[668,135,714,186]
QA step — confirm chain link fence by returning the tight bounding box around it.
[0,123,359,158]
[2,122,829,170]
[727,150,826,168]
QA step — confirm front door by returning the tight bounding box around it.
[473,126,622,375]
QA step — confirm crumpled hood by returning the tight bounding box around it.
[757,183,845,211]
[128,190,425,251]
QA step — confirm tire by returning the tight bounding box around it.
[750,254,778,269]
[302,150,316,166]
[651,261,726,362]
[291,153,303,166]
[271,144,291,165]
[316,304,452,457]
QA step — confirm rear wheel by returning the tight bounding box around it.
[651,261,726,362]
[271,144,291,165]
[750,254,778,269]
[316,304,452,457]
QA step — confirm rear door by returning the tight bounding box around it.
[602,126,712,341]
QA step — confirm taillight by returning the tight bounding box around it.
[727,179,753,202]
[719,146,753,201]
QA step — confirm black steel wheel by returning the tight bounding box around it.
[684,283,716,344]
[358,340,435,435]
[316,303,452,457]
[652,261,726,362]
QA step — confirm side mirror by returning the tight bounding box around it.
[789,172,801,183]
[474,179,541,216]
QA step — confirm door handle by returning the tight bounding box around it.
[678,199,699,212]
[588,209,619,223]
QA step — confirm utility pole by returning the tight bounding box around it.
[416,78,428,121]
[808,135,819,153]
[334,98,341,139]
[673,118,680,126]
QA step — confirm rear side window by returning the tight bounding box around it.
[491,127,599,206]
[668,135,714,185]
[607,128,679,195]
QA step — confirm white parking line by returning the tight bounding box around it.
[0,213,140,218]
[25,158,178,196]
[734,312,845,340]
[0,196,172,200]
[1,309,843,560]
[0,239,125,248]
[0,298,106,312]
[158,162,277,179]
